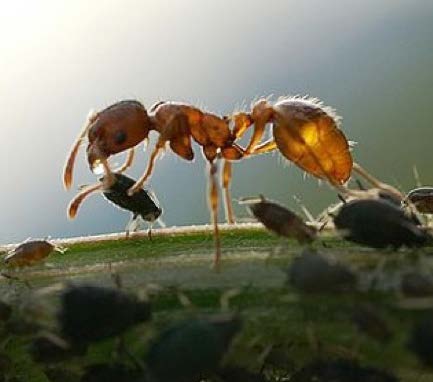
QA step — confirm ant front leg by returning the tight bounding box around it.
[67,183,104,219]
[208,160,221,269]
[113,148,135,174]
[63,115,96,190]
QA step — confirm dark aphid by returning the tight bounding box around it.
[217,366,266,382]
[81,363,144,382]
[30,335,87,363]
[290,358,398,382]
[401,271,433,297]
[0,301,11,321]
[407,187,433,214]
[147,314,241,382]
[101,173,162,235]
[351,304,393,343]
[58,285,151,344]
[288,249,356,293]
[408,312,433,367]
[68,173,162,238]
[334,199,429,248]
[4,240,66,267]
[242,196,316,243]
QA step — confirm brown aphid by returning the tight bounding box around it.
[63,97,353,267]
[4,240,66,267]
[242,195,316,243]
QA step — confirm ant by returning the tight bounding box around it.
[63,96,395,267]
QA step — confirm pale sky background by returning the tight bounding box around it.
[1,0,433,243]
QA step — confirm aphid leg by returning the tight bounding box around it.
[53,244,67,254]
[113,148,135,173]
[147,222,154,241]
[208,160,221,269]
[67,183,104,219]
[128,139,165,195]
[0,272,32,289]
[63,114,95,190]
[352,162,404,200]
[125,214,139,239]
[222,160,235,224]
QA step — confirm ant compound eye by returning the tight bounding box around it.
[114,131,127,145]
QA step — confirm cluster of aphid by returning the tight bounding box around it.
[2,276,433,381]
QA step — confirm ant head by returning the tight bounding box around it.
[85,100,152,172]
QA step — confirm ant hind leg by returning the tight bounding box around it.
[208,160,221,269]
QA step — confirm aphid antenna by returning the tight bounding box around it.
[169,286,195,309]
[293,195,317,225]
[156,218,166,228]
[412,165,422,188]
[148,189,161,208]
[352,162,404,201]
[354,178,367,191]
[220,288,242,312]
[337,194,347,204]
[237,195,266,205]
[38,331,70,349]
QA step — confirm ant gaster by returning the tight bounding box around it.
[64,97,355,267]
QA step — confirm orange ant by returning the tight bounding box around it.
[64,97,357,268]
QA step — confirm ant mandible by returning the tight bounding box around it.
[63,97,354,268]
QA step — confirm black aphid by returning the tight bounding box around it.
[81,363,144,382]
[30,336,87,363]
[334,199,429,248]
[401,271,433,297]
[0,300,11,321]
[408,312,433,367]
[58,285,151,344]
[290,358,397,382]
[147,314,242,382]
[407,187,433,214]
[288,249,356,293]
[217,366,266,382]
[351,304,393,343]
[243,196,316,243]
[101,173,162,237]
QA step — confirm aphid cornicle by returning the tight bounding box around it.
[64,97,354,267]
[68,173,162,238]
[242,195,316,244]
[3,240,66,267]
[333,198,430,249]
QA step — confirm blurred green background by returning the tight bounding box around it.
[0,0,432,243]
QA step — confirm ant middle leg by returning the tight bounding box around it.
[222,160,235,224]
